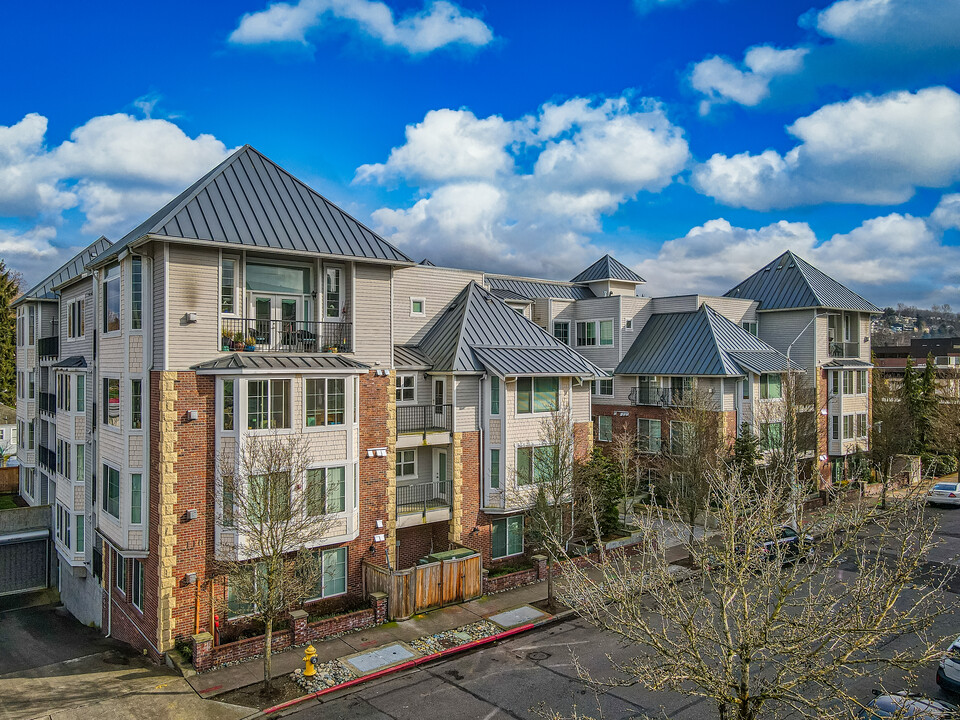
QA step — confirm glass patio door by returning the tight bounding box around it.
[251,294,306,349]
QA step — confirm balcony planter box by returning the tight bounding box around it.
[244,345,255,352]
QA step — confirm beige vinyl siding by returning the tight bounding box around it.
[650,295,700,314]
[531,298,550,330]
[568,296,622,369]
[152,243,166,368]
[859,313,872,363]
[757,309,818,377]
[59,278,95,360]
[571,382,591,419]
[353,263,392,366]
[699,296,756,325]
[611,374,637,406]
[392,265,482,346]
[721,377,737,412]
[455,376,479,432]
[619,295,652,362]
[165,245,219,370]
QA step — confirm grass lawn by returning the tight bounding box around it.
[0,494,18,510]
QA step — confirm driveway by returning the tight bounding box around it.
[0,602,252,720]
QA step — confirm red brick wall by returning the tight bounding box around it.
[396,522,450,568]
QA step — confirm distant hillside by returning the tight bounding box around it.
[872,303,958,346]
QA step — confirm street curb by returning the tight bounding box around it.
[262,609,576,716]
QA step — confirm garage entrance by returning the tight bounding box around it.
[0,532,49,595]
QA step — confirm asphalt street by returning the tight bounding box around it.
[285,504,960,720]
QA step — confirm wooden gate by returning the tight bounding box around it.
[363,551,482,621]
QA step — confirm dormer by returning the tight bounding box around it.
[570,254,645,297]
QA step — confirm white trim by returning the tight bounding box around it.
[395,448,417,480]
[395,373,417,405]
[410,297,426,317]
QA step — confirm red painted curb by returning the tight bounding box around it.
[263,621,539,715]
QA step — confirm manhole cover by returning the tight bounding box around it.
[527,651,551,661]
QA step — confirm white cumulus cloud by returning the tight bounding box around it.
[358,93,689,277]
[690,45,808,113]
[812,0,960,50]
[229,0,493,54]
[931,193,960,231]
[693,86,960,209]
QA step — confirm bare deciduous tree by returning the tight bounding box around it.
[608,424,639,528]
[871,368,914,509]
[526,403,577,611]
[551,467,948,720]
[215,433,337,695]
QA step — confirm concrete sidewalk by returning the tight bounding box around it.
[188,542,692,700]
[187,579,552,699]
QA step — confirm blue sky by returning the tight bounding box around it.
[2,0,960,307]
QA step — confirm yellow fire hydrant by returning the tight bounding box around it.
[303,645,317,677]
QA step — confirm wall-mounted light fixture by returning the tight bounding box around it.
[366,447,388,458]
[186,410,199,421]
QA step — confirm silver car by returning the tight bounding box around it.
[860,692,958,718]
[927,482,960,507]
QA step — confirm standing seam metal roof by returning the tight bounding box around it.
[417,282,602,376]
[92,145,412,267]
[486,276,595,300]
[15,236,112,303]
[192,353,368,371]
[570,254,645,284]
[615,304,793,377]
[724,250,880,313]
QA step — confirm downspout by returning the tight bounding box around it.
[478,375,485,512]
[105,544,112,637]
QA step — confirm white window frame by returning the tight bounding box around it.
[307,465,348,516]
[842,414,855,440]
[491,516,524,559]
[304,377,347,429]
[221,257,238,316]
[410,297,426,317]
[592,378,614,397]
[396,449,417,479]
[315,547,347,599]
[742,321,758,336]
[102,263,121,335]
[553,321,570,346]
[576,321,597,347]
[132,559,144,612]
[597,415,613,442]
[114,550,127,595]
[246,378,292,431]
[102,377,121,432]
[67,299,85,340]
[515,376,560,415]
[598,318,614,347]
[625,319,633,330]
[396,374,416,404]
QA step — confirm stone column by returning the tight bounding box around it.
[157,371,180,652]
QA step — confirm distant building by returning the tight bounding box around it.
[874,337,960,383]
[0,403,16,464]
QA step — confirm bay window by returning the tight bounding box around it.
[247,379,290,430]
[516,376,559,414]
[305,378,345,427]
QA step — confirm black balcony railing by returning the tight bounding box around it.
[220,317,351,354]
[396,403,453,438]
[397,480,451,517]
[628,387,693,407]
[39,392,56,415]
[830,341,860,359]
[38,336,58,359]
[38,445,56,473]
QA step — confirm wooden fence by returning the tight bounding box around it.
[363,552,482,621]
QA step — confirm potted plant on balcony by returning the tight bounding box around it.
[221,329,232,352]
[244,335,257,352]
[232,332,245,351]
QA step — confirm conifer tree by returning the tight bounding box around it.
[0,262,22,407]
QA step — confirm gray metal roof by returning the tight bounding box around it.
[571,254,645,284]
[490,288,532,303]
[417,282,602,376]
[724,251,880,313]
[193,353,367,372]
[822,358,874,369]
[394,345,433,369]
[53,356,88,369]
[472,346,599,377]
[419,258,436,266]
[615,304,793,377]
[485,275,595,300]
[92,145,412,268]
[15,236,112,304]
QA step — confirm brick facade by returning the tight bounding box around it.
[396,522,451,568]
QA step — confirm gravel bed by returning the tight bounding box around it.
[409,620,501,655]
[292,660,357,692]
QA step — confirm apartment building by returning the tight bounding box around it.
[15,146,598,659]
[725,251,880,486]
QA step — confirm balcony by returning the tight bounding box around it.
[39,392,56,416]
[38,445,55,473]
[830,342,860,359]
[396,404,453,447]
[628,388,693,408]
[38,336,58,359]
[397,479,451,527]
[220,317,351,354]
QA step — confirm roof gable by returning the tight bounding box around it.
[94,145,412,266]
[418,282,600,376]
[724,250,879,313]
[615,304,792,377]
[16,236,112,303]
[571,254,645,284]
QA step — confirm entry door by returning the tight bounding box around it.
[434,448,448,500]
[433,378,446,429]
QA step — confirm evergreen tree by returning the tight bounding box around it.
[919,353,938,450]
[901,357,923,453]
[731,423,761,479]
[0,262,21,407]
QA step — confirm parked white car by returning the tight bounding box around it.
[927,482,960,507]
[939,636,960,695]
